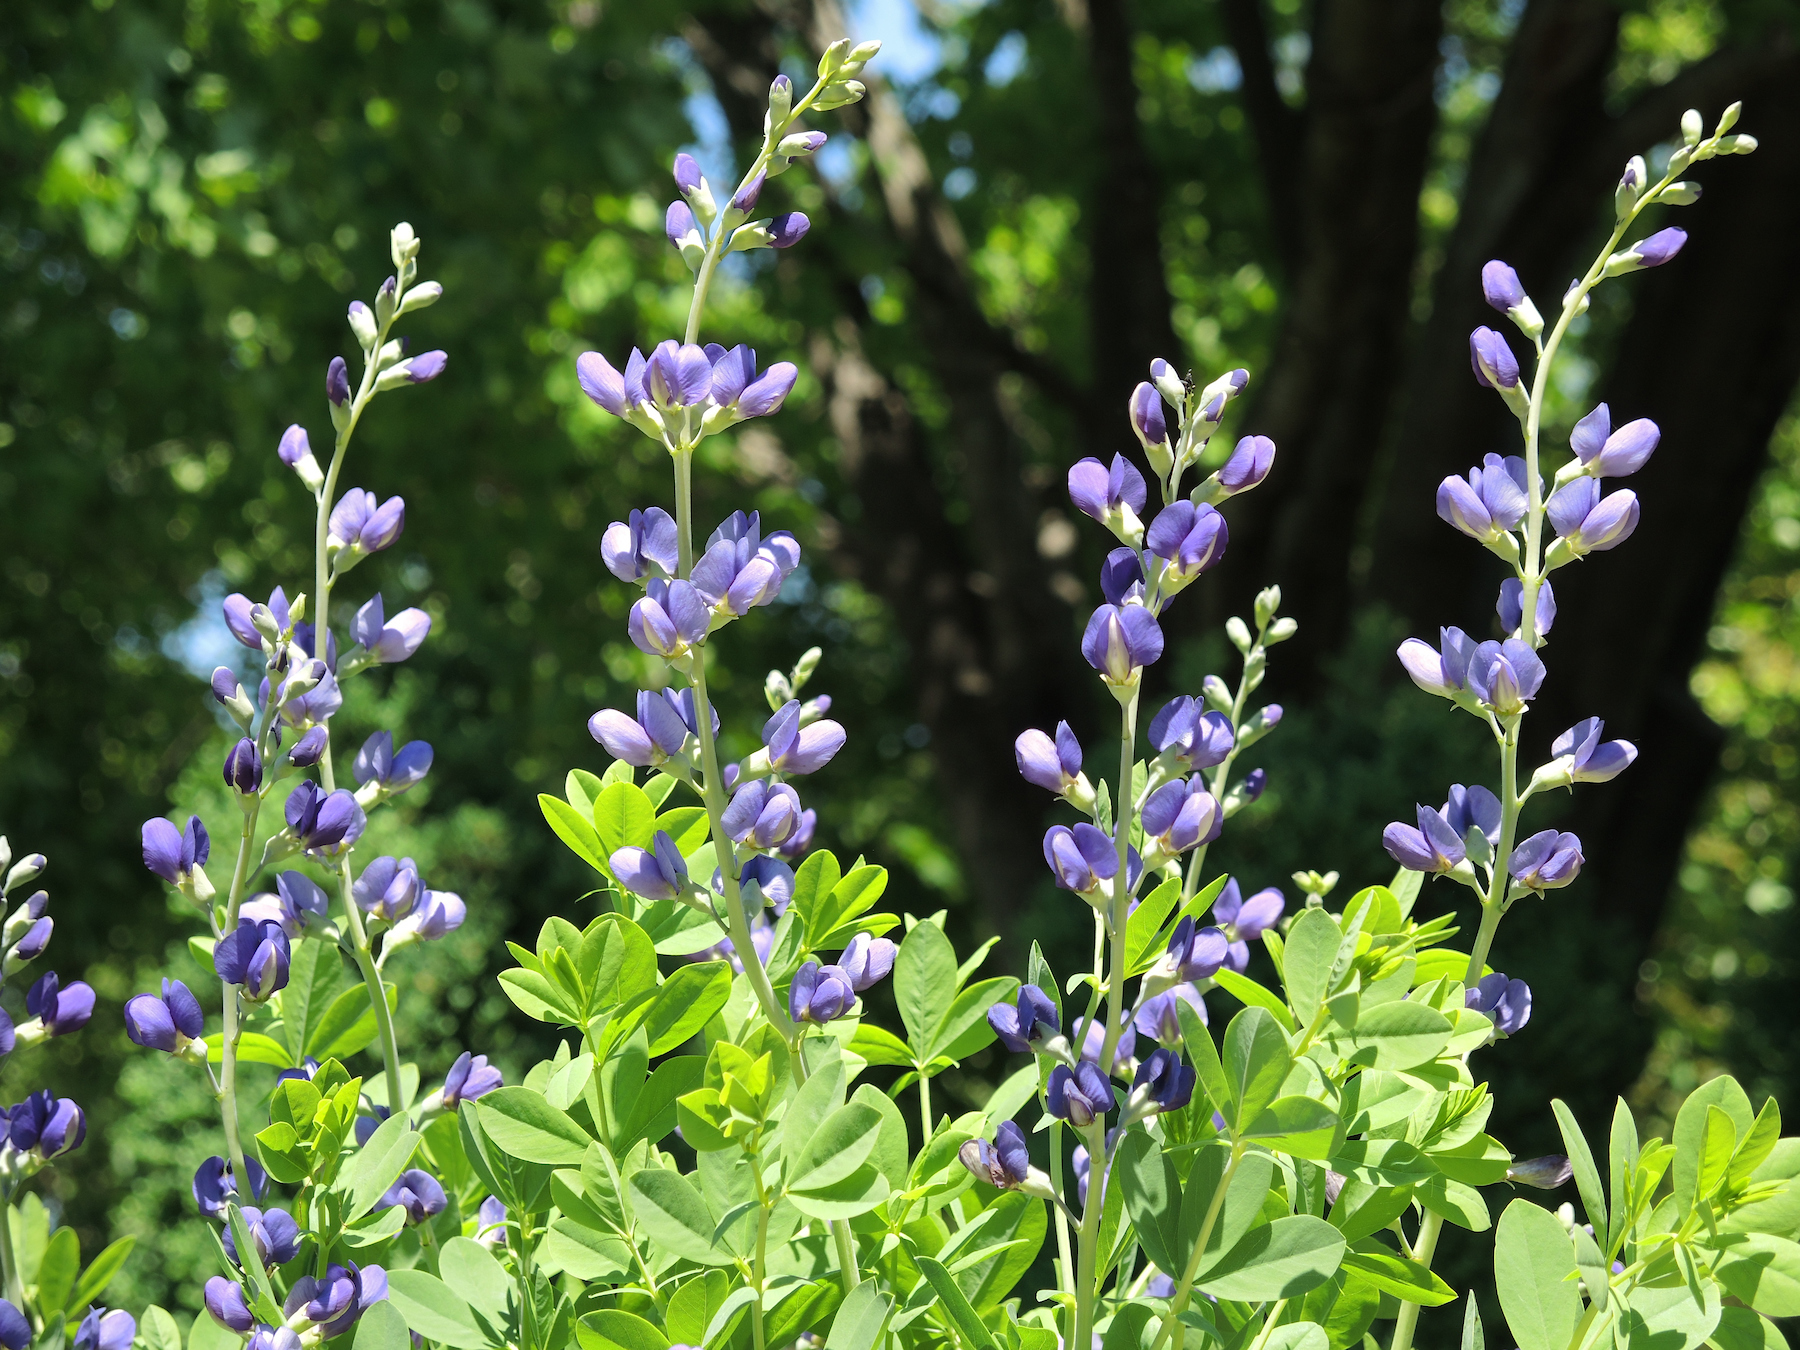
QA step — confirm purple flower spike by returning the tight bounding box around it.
[789,960,856,1023]
[443,1052,503,1108]
[761,699,847,775]
[1547,478,1640,555]
[1211,880,1283,971]
[1469,326,1520,389]
[1508,830,1583,889]
[326,357,350,407]
[988,984,1060,1053]
[645,340,715,408]
[1630,227,1687,268]
[959,1120,1031,1188]
[1466,973,1532,1035]
[840,933,897,991]
[1397,625,1479,700]
[610,830,688,900]
[349,593,431,664]
[1481,261,1526,312]
[284,782,367,856]
[1467,638,1547,715]
[1219,435,1275,493]
[1015,721,1083,794]
[1552,717,1638,783]
[1047,1062,1115,1127]
[1081,603,1164,683]
[1129,382,1168,451]
[223,738,262,795]
[736,362,799,419]
[768,212,810,248]
[1135,984,1207,1045]
[353,856,421,923]
[1383,804,1467,874]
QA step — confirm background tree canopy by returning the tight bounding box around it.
[4,0,1799,1328]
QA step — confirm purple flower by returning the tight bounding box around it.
[1129,382,1168,451]
[193,1156,268,1217]
[1131,1048,1196,1114]
[474,1196,507,1246]
[673,152,703,196]
[206,1279,255,1334]
[392,888,465,942]
[1140,779,1221,855]
[731,172,767,216]
[988,984,1060,1053]
[5,1092,83,1157]
[288,726,329,769]
[1443,784,1502,846]
[1015,722,1082,794]
[723,780,804,849]
[1508,830,1583,889]
[1145,502,1228,579]
[1383,804,1467,874]
[353,856,421,922]
[840,933,896,991]
[10,916,50,961]
[1100,547,1145,605]
[1498,577,1555,638]
[1047,1062,1116,1127]
[124,979,204,1054]
[0,1301,28,1350]
[577,351,636,417]
[1043,824,1119,896]
[1067,454,1147,526]
[1481,261,1526,312]
[284,782,366,856]
[767,212,810,248]
[1467,638,1547,715]
[1466,973,1532,1035]
[286,1262,386,1339]
[351,594,432,663]
[731,856,796,915]
[380,1169,447,1226]
[1218,436,1276,494]
[353,730,434,794]
[223,738,262,795]
[1397,626,1480,700]
[328,489,405,556]
[1149,697,1234,771]
[629,579,710,658]
[222,587,290,649]
[789,960,856,1023]
[1081,603,1164,683]
[707,346,799,421]
[602,508,680,582]
[666,200,700,250]
[215,918,291,1001]
[278,424,312,467]
[241,871,330,937]
[407,350,447,384]
[1625,227,1686,268]
[443,1051,503,1108]
[142,815,210,886]
[691,511,803,615]
[223,1206,302,1269]
[1546,478,1640,555]
[264,661,341,728]
[591,691,691,768]
[761,699,847,775]
[326,357,351,408]
[776,809,816,860]
[1508,1156,1574,1189]
[1552,717,1638,783]
[959,1119,1031,1188]
[1164,917,1230,981]
[645,340,714,409]
[24,971,93,1038]
[1469,326,1520,389]
[610,830,689,900]
[74,1309,135,1350]
[1437,454,1532,543]
[1135,984,1207,1044]
[1570,404,1660,479]
[1211,880,1284,971]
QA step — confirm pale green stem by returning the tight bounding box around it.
[1183,640,1259,901]
[1148,1143,1247,1350]
[1048,1121,1075,1297]
[1097,693,1139,1075]
[1387,1213,1442,1350]
[217,807,260,1184]
[0,1195,21,1309]
[1068,1123,1110,1350]
[751,1173,771,1350]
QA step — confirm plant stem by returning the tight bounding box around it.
[511,1219,537,1350]
[216,807,261,1184]
[1068,1123,1110,1350]
[0,1195,21,1308]
[1467,717,1519,985]
[751,1175,771,1350]
[1149,1143,1246,1350]
[1183,638,1259,901]
[1387,1212,1443,1350]
[1097,692,1139,1074]
[1048,1121,1075,1297]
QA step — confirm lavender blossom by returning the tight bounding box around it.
[1466,973,1532,1035]
[1217,435,1276,495]
[759,699,847,775]
[839,933,896,991]
[205,1280,255,1334]
[1508,830,1584,890]
[1149,697,1234,771]
[1443,784,1502,846]
[1067,454,1147,541]
[988,984,1060,1054]
[1043,824,1119,897]
[24,972,94,1037]
[284,782,366,856]
[1081,603,1164,684]
[1466,638,1547,715]
[1164,917,1230,981]
[1546,478,1640,556]
[379,1169,447,1226]
[1617,227,1687,270]
[214,918,291,1001]
[442,1051,503,1108]
[610,830,689,901]
[1129,382,1169,454]
[691,511,802,616]
[351,594,431,663]
[141,816,211,888]
[1211,881,1284,971]
[1469,326,1521,390]
[1140,779,1222,856]
[74,1310,135,1350]
[1549,717,1638,784]
[193,1156,268,1217]
[1436,454,1532,544]
[223,1207,302,1269]
[789,960,856,1023]
[1047,1062,1116,1127]
[327,489,405,559]
[723,780,804,848]
[1397,626,1480,701]
[123,979,205,1055]
[1015,722,1083,794]
[1101,547,1145,605]
[1135,983,1207,1045]
[1570,405,1660,479]
[1129,1048,1196,1116]
[222,586,290,649]
[1144,502,1228,583]
[629,579,710,658]
[1498,577,1556,638]
[353,730,434,795]
[959,1120,1031,1188]
[353,856,421,923]
[601,508,679,583]
[1383,804,1467,874]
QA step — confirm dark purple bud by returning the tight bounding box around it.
[1015,722,1081,793]
[353,855,421,923]
[222,595,262,649]
[1047,1062,1116,1127]
[214,918,292,1000]
[1067,454,1148,522]
[1481,261,1526,312]
[326,357,350,407]
[73,1308,135,1350]
[224,738,263,794]
[1164,916,1230,980]
[1144,501,1227,577]
[288,726,329,768]
[1132,1047,1197,1114]
[767,212,810,248]
[1129,382,1168,450]
[959,1119,1031,1188]
[407,351,447,384]
[27,972,94,1036]
[124,979,203,1052]
[1043,823,1124,895]
[278,425,311,468]
[223,1206,302,1269]
[443,1051,503,1108]
[1219,435,1275,492]
[1466,973,1532,1035]
[1507,1155,1574,1189]
[1141,780,1221,854]
[988,984,1060,1053]
[1469,326,1520,389]
[731,172,766,215]
[11,916,51,961]
[789,960,856,1023]
[211,665,242,705]
[380,1169,447,1226]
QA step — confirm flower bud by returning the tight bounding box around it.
[223,738,263,796]
[399,281,442,314]
[326,356,351,408]
[1660,181,1702,206]
[1615,155,1646,220]
[347,300,377,349]
[777,131,825,159]
[390,220,419,268]
[1681,108,1703,146]
[1254,585,1282,630]
[768,74,793,125]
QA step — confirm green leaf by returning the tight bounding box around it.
[189,1310,241,1350]
[1117,1133,1182,1275]
[577,914,658,1013]
[1124,877,1183,975]
[853,1083,913,1190]
[203,1031,294,1068]
[475,1086,592,1166]
[790,850,843,932]
[1619,1275,1721,1350]
[65,1235,135,1318]
[653,806,710,856]
[439,1237,511,1324]
[894,920,959,1051]
[36,1226,79,1319]
[593,782,656,869]
[566,768,605,816]
[1244,1097,1340,1160]
[341,1204,407,1248]
[663,1271,731,1349]
[335,1112,423,1221]
[1339,1250,1456,1306]
[280,937,345,1065]
[1714,1235,1800,1318]
[813,866,890,946]
[1341,887,1404,936]
[305,981,398,1062]
[1328,1178,1416,1244]
[351,1297,411,1350]
[1201,1215,1346,1301]
[1283,907,1342,1027]
[1727,1098,1782,1190]
[1191,1150,1277,1275]
[1551,1100,1606,1240]
[617,1056,704,1154]
[1417,1177,1491,1233]
[1706,1306,1787,1350]
[1102,1304,1156,1350]
[848,1023,913,1067]
[540,793,611,876]
[1610,1096,1641,1251]
[626,1169,734,1266]
[1179,994,1229,1118]
[1213,970,1298,1032]
[635,962,731,1055]
[1332,1000,1452,1070]
[137,1307,181,1350]
[1223,1007,1291,1134]
[790,1103,884,1193]
[824,1281,893,1350]
[927,976,1018,1063]
[576,1310,669,1350]
[1494,1199,1583,1350]
[915,1254,999,1350]
[1461,1292,1485,1350]
[384,1271,492,1350]
[786,1163,889,1220]
[1262,1325,1329,1350]
[1674,1075,1754,1213]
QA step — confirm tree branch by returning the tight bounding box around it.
[1219,0,1303,271]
